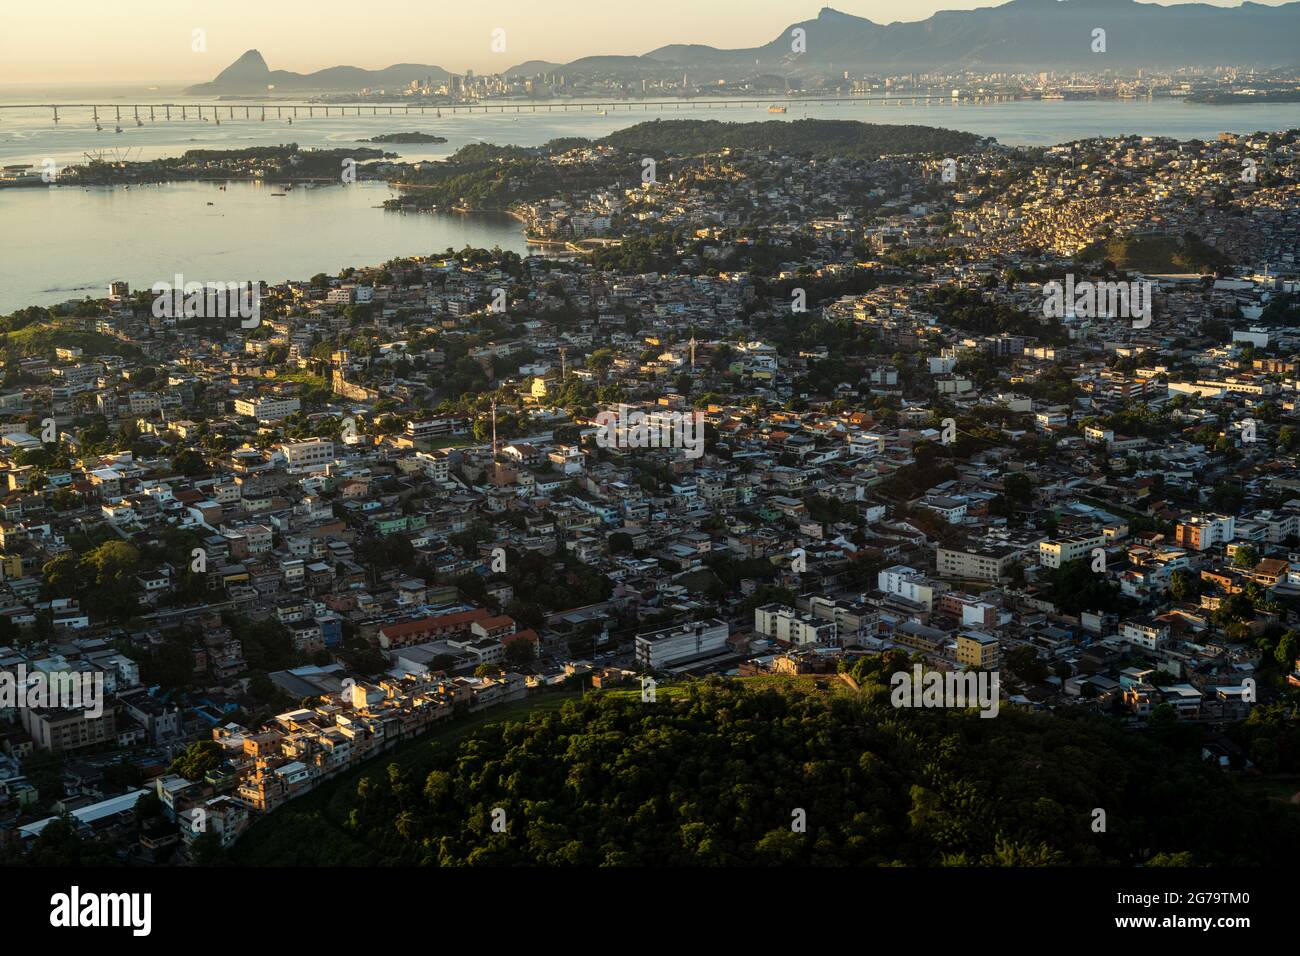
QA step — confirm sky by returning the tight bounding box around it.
[0,0,1288,85]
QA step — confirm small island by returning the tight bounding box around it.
[1187,90,1300,105]
[357,132,448,144]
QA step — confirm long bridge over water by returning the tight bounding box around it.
[0,93,1026,126]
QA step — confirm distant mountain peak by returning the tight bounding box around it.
[813,7,873,25]
[661,0,1300,73]
[228,49,269,72]
[192,0,1300,94]
[188,48,449,94]
[212,49,271,87]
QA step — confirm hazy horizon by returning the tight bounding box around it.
[1,0,1290,85]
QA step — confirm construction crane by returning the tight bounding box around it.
[82,146,141,168]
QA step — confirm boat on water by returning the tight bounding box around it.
[270,192,286,197]
[114,125,122,133]
[768,105,788,113]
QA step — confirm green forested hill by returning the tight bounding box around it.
[600,119,982,159]
[237,676,1299,866]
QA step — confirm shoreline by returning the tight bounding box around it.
[0,182,531,313]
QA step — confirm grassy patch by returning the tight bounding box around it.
[416,434,477,450]
[272,370,328,388]
[1075,234,1227,274]
[0,323,141,359]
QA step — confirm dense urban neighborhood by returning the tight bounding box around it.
[3,116,1300,867]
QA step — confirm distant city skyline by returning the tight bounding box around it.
[0,0,1290,85]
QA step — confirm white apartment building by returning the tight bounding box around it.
[635,618,730,669]
[282,438,335,472]
[1176,514,1236,551]
[406,417,467,440]
[235,396,301,422]
[753,604,838,647]
[126,391,160,415]
[415,452,451,482]
[848,432,886,457]
[447,637,506,667]
[878,565,936,611]
[1039,532,1107,569]
[919,495,968,524]
[1120,619,1169,652]
[936,545,1017,582]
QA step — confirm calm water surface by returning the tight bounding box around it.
[4,86,1299,312]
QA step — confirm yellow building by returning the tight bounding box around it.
[0,552,22,581]
[957,631,1000,670]
[528,370,565,402]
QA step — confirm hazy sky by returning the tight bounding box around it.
[0,1,1286,84]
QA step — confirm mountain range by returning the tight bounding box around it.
[187,49,450,94]
[187,0,1300,93]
